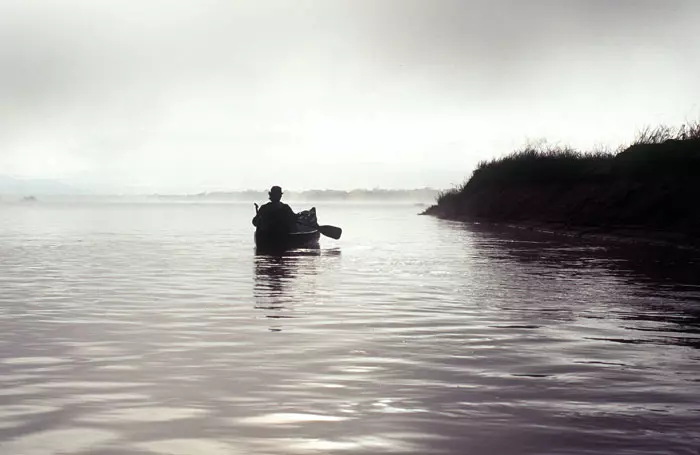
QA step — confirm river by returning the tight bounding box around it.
[1,202,699,454]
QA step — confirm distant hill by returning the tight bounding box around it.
[0,179,441,202]
[156,188,441,202]
[0,175,83,195]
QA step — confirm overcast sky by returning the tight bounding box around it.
[1,0,698,193]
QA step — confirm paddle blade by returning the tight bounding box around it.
[319,225,342,240]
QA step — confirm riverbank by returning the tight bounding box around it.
[423,124,700,249]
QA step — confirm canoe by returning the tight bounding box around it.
[254,207,321,251]
[254,229,321,251]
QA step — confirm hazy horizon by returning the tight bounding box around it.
[2,0,699,194]
[0,175,442,197]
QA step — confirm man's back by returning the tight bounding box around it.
[253,201,296,234]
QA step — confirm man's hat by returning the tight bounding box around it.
[269,186,283,195]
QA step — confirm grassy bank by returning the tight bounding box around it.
[424,124,700,243]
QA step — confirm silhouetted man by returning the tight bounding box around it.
[252,186,297,235]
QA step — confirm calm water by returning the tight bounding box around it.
[1,202,699,455]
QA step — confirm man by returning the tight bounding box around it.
[252,186,297,235]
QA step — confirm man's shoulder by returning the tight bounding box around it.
[260,201,291,210]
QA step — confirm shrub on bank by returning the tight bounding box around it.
[428,123,700,232]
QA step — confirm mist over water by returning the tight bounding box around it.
[1,202,699,454]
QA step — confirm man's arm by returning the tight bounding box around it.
[252,203,265,227]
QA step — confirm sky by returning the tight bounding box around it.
[1,0,699,194]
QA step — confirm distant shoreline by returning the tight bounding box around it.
[155,188,441,202]
[0,188,441,204]
[422,124,700,249]
[0,187,441,203]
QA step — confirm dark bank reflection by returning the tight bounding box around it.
[473,224,700,285]
[460,222,700,348]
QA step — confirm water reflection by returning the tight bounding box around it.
[459,221,700,348]
[253,248,326,332]
[461,222,700,289]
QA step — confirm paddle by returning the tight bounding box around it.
[318,224,342,240]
